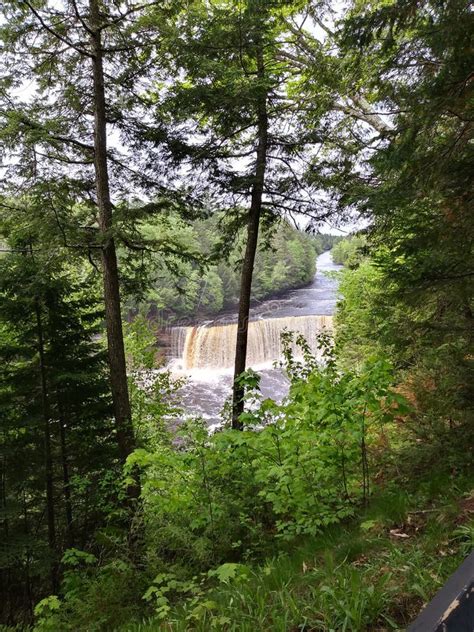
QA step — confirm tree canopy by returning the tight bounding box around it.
[0,0,472,629]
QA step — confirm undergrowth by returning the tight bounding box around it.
[29,333,474,632]
[121,462,473,632]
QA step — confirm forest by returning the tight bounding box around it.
[0,1,472,630]
[125,216,338,322]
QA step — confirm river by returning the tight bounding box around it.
[167,250,342,426]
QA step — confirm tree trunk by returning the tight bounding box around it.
[231,46,269,429]
[57,401,74,547]
[33,297,57,590]
[89,0,135,464]
[23,490,33,619]
[0,453,7,540]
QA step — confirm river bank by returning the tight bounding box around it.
[165,250,342,425]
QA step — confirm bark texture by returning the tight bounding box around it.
[232,46,269,429]
[89,0,135,463]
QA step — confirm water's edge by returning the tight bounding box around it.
[165,250,342,425]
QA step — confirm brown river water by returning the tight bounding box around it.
[164,250,342,428]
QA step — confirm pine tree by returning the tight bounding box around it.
[0,225,115,619]
[335,0,474,422]
[0,0,185,463]
[151,0,335,427]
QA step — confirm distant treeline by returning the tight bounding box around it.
[128,217,340,322]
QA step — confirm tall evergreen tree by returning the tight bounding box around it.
[333,0,474,421]
[152,0,336,427]
[0,221,115,619]
[0,0,185,462]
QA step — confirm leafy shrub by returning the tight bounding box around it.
[39,333,407,630]
[33,550,147,632]
[126,333,407,585]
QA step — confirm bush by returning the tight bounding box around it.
[36,334,409,630]
[125,334,406,582]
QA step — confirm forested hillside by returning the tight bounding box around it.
[126,217,338,321]
[0,0,472,630]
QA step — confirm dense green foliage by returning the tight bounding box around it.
[29,337,414,631]
[120,466,473,632]
[0,239,118,623]
[332,0,474,431]
[0,0,472,630]
[129,218,337,321]
[331,235,366,268]
[27,335,474,631]
[336,250,474,432]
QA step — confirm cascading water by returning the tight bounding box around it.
[169,325,188,362]
[166,250,342,424]
[171,314,333,370]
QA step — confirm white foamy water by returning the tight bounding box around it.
[167,251,341,424]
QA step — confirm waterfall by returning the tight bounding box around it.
[169,314,333,370]
[169,326,188,360]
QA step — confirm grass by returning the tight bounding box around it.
[122,468,474,632]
